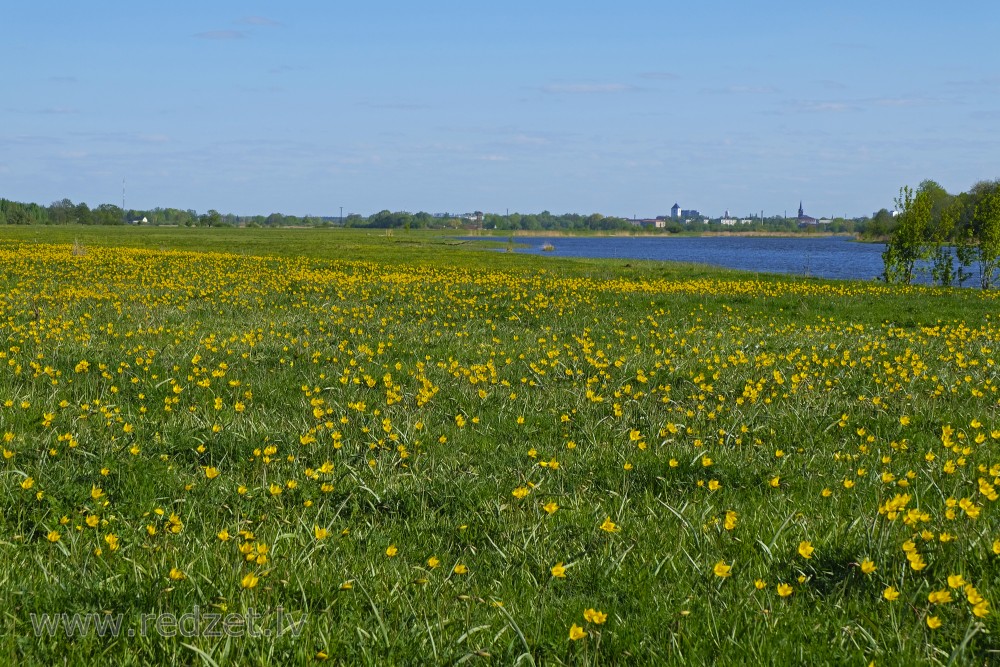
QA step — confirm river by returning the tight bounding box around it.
[463,235,893,281]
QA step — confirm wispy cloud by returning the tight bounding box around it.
[136,133,170,144]
[870,97,929,108]
[357,101,429,111]
[789,100,859,113]
[639,71,680,81]
[704,85,779,95]
[4,106,78,115]
[815,79,848,91]
[540,82,638,94]
[944,75,1000,91]
[195,30,247,40]
[785,95,933,113]
[236,16,282,27]
[508,133,550,146]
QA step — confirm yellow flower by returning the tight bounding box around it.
[512,487,530,499]
[724,511,737,531]
[600,517,619,533]
[85,515,100,528]
[883,586,900,601]
[427,556,441,569]
[568,624,587,641]
[551,562,567,578]
[798,541,814,559]
[386,544,398,557]
[241,572,259,589]
[543,501,559,515]
[754,579,766,590]
[453,564,468,575]
[926,615,942,629]
[21,477,35,490]
[947,574,966,589]
[583,608,607,624]
[713,561,732,578]
[204,466,220,479]
[776,583,793,597]
[860,560,876,575]
[268,483,283,496]
[927,590,953,604]
[217,529,230,541]
[972,601,990,618]
[769,476,780,488]
[46,530,60,543]
[339,581,353,590]
[314,525,330,540]
[168,567,186,581]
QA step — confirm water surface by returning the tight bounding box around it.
[462,235,887,281]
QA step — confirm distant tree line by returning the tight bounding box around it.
[0,198,333,228]
[881,179,1000,289]
[14,191,1000,262]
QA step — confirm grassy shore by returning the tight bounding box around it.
[0,226,997,665]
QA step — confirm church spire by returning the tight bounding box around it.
[798,201,804,218]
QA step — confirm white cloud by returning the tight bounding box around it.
[540,83,637,94]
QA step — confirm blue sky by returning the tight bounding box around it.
[3,1,998,218]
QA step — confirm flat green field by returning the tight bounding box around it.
[1,226,999,665]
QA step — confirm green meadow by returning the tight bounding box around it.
[1,226,998,665]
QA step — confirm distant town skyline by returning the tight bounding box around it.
[2,2,998,218]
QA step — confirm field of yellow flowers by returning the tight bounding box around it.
[2,227,999,665]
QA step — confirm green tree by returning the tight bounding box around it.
[972,182,1000,289]
[201,209,223,227]
[6,207,31,225]
[883,185,932,285]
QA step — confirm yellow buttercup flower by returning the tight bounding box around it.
[713,561,732,578]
